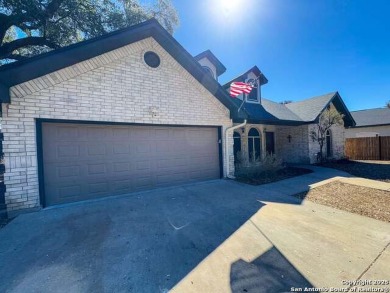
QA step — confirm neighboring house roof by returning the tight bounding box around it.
[350,108,390,127]
[194,50,226,76]
[0,19,239,114]
[230,91,355,127]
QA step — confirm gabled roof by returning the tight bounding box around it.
[194,50,226,76]
[0,19,239,114]
[223,66,269,88]
[229,98,304,125]
[285,92,336,121]
[350,108,390,127]
[231,91,355,127]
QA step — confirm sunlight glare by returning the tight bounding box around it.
[218,0,242,17]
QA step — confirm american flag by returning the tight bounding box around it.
[229,82,253,98]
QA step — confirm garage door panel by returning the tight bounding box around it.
[87,144,108,156]
[88,182,110,194]
[113,162,131,173]
[112,144,131,155]
[156,158,187,169]
[52,125,80,140]
[42,123,220,206]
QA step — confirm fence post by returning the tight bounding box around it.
[378,136,382,160]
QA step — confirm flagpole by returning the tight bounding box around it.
[238,98,245,113]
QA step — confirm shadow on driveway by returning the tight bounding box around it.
[319,160,390,182]
[0,178,317,292]
[231,246,313,293]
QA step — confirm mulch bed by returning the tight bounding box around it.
[236,167,313,185]
[319,159,390,183]
[293,181,390,222]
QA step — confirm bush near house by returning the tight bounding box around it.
[235,154,312,185]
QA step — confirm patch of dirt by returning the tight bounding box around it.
[294,181,390,222]
[319,159,390,182]
[236,167,313,185]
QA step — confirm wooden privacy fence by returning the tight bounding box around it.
[345,136,390,160]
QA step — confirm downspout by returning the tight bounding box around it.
[225,119,247,179]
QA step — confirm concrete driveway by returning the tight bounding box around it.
[0,168,389,293]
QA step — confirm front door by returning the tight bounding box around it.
[265,132,275,155]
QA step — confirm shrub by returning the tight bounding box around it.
[235,154,284,178]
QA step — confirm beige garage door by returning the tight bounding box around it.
[42,122,220,206]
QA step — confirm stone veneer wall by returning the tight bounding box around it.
[1,37,233,212]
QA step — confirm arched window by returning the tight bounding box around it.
[326,129,332,157]
[248,128,261,161]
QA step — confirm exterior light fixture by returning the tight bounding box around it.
[287,135,292,143]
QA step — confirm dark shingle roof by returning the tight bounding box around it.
[230,98,303,125]
[230,91,355,127]
[351,108,390,127]
[285,92,336,121]
[262,99,303,121]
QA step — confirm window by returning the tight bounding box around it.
[202,66,214,78]
[144,51,160,68]
[247,87,258,102]
[265,132,275,154]
[245,79,258,102]
[248,128,261,161]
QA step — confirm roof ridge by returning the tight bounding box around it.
[351,107,389,113]
[287,91,337,105]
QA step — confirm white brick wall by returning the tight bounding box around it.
[275,125,310,164]
[2,37,233,212]
[308,123,345,163]
[232,120,345,165]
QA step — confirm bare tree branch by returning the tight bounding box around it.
[0,37,59,59]
[46,0,66,17]
[6,53,30,61]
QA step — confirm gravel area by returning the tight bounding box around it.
[319,159,390,182]
[294,181,390,222]
[236,167,313,185]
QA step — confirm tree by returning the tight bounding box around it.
[386,101,390,108]
[0,0,179,64]
[309,107,344,162]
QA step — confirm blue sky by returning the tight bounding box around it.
[171,0,389,111]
